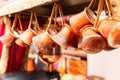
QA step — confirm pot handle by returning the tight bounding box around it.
[105,0,112,17]
[93,0,104,30]
[46,3,56,31]
[18,14,23,31]
[88,0,99,10]
[28,12,34,29]
[11,13,23,31]
[33,12,43,33]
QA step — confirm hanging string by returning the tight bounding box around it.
[11,13,23,31]
[28,12,34,28]
[88,0,98,9]
[53,3,58,32]
[105,0,112,17]
[57,2,65,27]
[46,3,56,30]
[17,13,23,31]
[11,14,18,30]
[93,0,105,30]
[33,12,42,32]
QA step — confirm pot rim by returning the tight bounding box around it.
[85,7,96,24]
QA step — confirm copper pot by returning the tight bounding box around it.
[50,24,75,49]
[18,27,37,45]
[70,7,96,34]
[97,18,120,48]
[25,58,36,72]
[32,31,53,52]
[79,25,106,54]
[0,29,18,46]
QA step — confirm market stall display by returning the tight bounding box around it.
[0,0,120,80]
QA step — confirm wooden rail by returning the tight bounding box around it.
[0,0,56,16]
[62,46,87,58]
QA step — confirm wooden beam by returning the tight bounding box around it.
[0,0,55,16]
[62,46,87,58]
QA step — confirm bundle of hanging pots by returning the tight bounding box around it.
[68,0,120,54]
[32,2,77,53]
[0,13,23,46]
[0,12,39,47]
[32,0,120,54]
[3,0,120,55]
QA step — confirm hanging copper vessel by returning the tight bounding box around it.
[97,18,120,48]
[78,24,106,54]
[69,7,96,34]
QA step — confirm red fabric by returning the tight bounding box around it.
[0,22,5,58]
[14,43,26,71]
[7,42,26,72]
[7,42,16,72]
[7,19,29,72]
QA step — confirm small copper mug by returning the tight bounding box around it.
[97,18,120,48]
[32,31,53,52]
[70,7,96,34]
[18,27,37,45]
[50,24,75,49]
[0,29,18,46]
[25,58,36,72]
[79,25,106,54]
[15,12,40,47]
